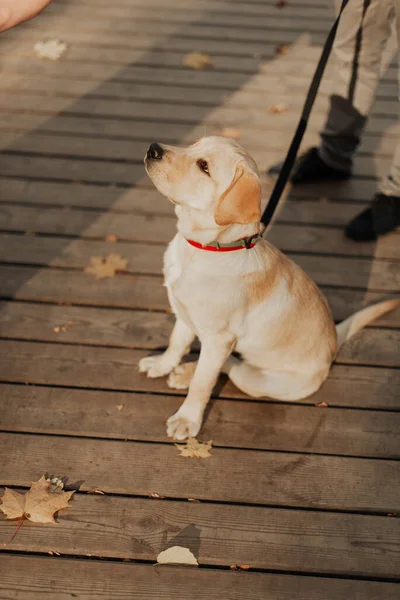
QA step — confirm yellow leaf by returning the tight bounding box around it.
[183,52,213,70]
[175,438,213,459]
[156,546,198,566]
[0,475,74,524]
[268,103,289,114]
[84,254,128,279]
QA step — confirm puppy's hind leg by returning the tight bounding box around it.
[222,356,319,401]
[222,355,270,398]
[168,361,197,390]
[139,319,194,379]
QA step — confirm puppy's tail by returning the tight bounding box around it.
[336,298,400,351]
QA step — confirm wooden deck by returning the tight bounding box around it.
[0,0,399,597]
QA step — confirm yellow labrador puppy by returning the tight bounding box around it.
[140,136,398,440]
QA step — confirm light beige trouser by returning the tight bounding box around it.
[319,0,400,196]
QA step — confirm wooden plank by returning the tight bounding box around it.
[0,340,399,409]
[1,234,399,291]
[1,75,397,116]
[0,114,397,177]
[42,1,335,27]
[0,556,397,600]
[0,431,399,511]
[0,133,393,178]
[0,171,395,212]
[0,299,399,365]
[0,494,399,578]
[1,205,399,259]
[1,382,399,457]
[0,91,395,138]
[0,197,383,230]
[0,265,399,326]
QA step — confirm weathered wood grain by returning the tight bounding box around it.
[1,431,399,511]
[0,341,399,409]
[1,382,399,457]
[0,556,397,600]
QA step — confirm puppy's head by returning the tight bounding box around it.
[144,136,261,226]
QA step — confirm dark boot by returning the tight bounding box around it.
[345,193,400,241]
[267,147,351,184]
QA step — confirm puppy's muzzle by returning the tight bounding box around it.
[146,142,164,161]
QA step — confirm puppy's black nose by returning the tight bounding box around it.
[146,142,164,160]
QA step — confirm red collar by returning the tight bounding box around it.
[186,233,261,252]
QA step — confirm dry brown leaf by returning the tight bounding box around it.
[115,404,124,411]
[315,401,329,408]
[87,489,105,495]
[275,44,290,56]
[156,546,198,566]
[230,564,251,571]
[175,438,213,459]
[84,254,128,279]
[268,103,289,114]
[188,498,200,503]
[0,475,74,524]
[48,550,61,556]
[217,127,241,139]
[105,234,118,243]
[149,492,165,499]
[183,52,213,70]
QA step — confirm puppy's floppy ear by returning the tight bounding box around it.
[214,165,261,226]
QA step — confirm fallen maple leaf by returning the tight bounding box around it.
[0,475,74,524]
[156,546,198,566]
[315,401,329,408]
[175,438,213,459]
[34,39,67,60]
[183,52,213,70]
[218,127,241,139]
[84,254,128,279]
[275,44,290,56]
[268,103,289,114]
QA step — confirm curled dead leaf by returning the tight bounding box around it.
[183,52,213,70]
[315,401,329,408]
[84,254,128,279]
[175,438,213,459]
[149,493,165,499]
[87,489,105,495]
[188,498,200,503]
[268,103,289,114]
[156,546,198,566]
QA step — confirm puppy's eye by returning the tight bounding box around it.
[197,159,210,175]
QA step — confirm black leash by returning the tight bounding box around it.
[260,0,350,231]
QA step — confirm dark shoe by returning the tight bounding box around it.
[345,193,400,241]
[267,147,351,184]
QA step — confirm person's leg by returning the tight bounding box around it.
[345,0,400,239]
[273,0,394,184]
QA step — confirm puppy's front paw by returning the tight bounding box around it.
[167,407,202,440]
[138,355,175,379]
[167,362,197,390]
